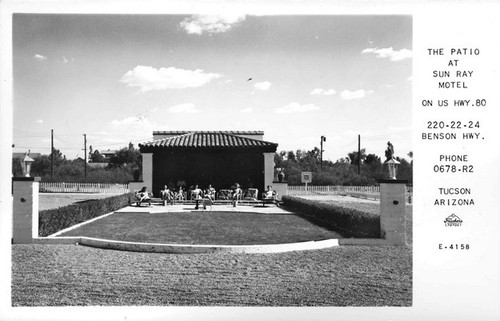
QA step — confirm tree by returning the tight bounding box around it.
[49,149,65,166]
[364,153,381,165]
[347,148,366,165]
[12,158,23,176]
[108,146,141,169]
[274,151,287,169]
[395,157,413,182]
[335,157,350,164]
[90,150,105,163]
[31,155,51,177]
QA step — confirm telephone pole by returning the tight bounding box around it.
[357,134,361,174]
[50,129,54,180]
[83,134,87,179]
[320,135,326,169]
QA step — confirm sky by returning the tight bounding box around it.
[12,14,412,162]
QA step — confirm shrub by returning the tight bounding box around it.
[282,195,380,238]
[39,193,134,237]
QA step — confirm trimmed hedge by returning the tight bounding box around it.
[39,193,134,237]
[282,195,380,238]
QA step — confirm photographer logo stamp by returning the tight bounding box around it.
[444,214,463,227]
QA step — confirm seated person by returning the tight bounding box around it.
[205,184,216,201]
[262,185,279,206]
[175,186,186,201]
[135,186,152,206]
[263,185,277,199]
[160,185,174,205]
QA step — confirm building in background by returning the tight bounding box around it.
[138,131,278,197]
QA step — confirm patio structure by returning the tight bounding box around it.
[137,131,278,197]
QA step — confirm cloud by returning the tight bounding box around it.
[254,81,272,91]
[361,47,412,61]
[179,14,246,35]
[241,107,253,113]
[275,102,320,114]
[34,54,47,61]
[110,116,153,129]
[34,119,44,124]
[310,88,336,96]
[168,103,200,114]
[340,89,374,100]
[119,65,222,92]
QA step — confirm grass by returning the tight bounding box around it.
[39,193,118,211]
[58,211,343,245]
[11,244,412,306]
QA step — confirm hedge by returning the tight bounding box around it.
[281,195,380,238]
[39,193,134,237]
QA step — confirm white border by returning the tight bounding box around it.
[2,1,500,321]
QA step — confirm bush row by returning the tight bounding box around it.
[39,193,134,237]
[281,195,380,238]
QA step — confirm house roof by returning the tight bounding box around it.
[139,131,277,152]
[12,152,41,159]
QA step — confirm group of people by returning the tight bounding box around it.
[136,183,279,208]
[159,184,217,208]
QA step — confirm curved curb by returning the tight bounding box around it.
[79,237,339,253]
[35,236,339,253]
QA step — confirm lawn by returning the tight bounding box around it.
[11,244,412,306]
[58,211,343,245]
[39,193,118,211]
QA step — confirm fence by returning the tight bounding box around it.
[287,185,413,203]
[39,182,129,194]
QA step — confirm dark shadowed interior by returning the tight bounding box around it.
[152,149,265,196]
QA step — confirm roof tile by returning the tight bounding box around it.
[139,132,277,150]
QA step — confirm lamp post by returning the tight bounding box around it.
[385,157,400,180]
[21,153,35,177]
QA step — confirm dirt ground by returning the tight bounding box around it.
[12,243,412,306]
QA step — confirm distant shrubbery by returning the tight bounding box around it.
[39,193,134,236]
[275,148,413,185]
[13,145,142,183]
[282,195,380,238]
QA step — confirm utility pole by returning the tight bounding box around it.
[357,134,361,174]
[50,129,54,180]
[83,134,87,179]
[320,135,326,169]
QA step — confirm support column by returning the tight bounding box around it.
[380,180,407,246]
[263,152,275,192]
[12,177,40,244]
[142,153,153,194]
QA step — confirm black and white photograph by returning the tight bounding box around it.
[0,1,499,321]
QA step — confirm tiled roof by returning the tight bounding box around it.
[153,130,264,136]
[139,132,277,151]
